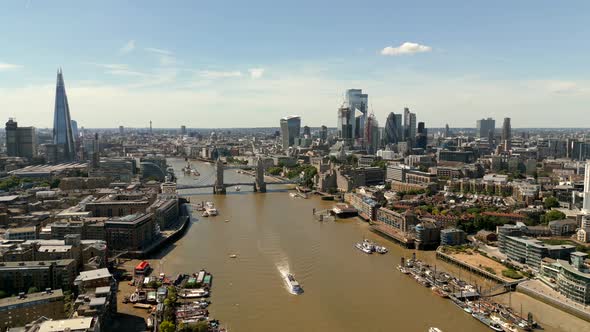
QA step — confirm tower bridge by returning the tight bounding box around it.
[177,158,299,194]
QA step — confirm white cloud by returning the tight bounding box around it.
[200,70,243,79]
[87,63,129,70]
[380,42,432,56]
[145,47,173,55]
[0,62,23,71]
[248,68,265,79]
[120,40,136,54]
[546,81,580,94]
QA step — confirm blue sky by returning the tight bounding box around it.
[1,1,589,128]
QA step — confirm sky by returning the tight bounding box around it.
[1,0,590,129]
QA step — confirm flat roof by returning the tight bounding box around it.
[0,289,63,307]
[38,317,94,332]
[75,268,111,283]
[0,195,20,202]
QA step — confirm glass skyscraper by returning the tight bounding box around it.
[280,115,301,151]
[53,68,76,162]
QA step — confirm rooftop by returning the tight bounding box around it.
[38,317,94,332]
[0,289,63,307]
[75,268,112,283]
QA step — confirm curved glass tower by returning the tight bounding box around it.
[53,68,76,162]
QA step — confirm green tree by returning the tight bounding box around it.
[267,167,282,176]
[27,287,39,294]
[543,196,560,209]
[159,320,175,332]
[544,210,566,223]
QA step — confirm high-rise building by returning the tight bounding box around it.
[180,125,187,136]
[303,125,311,138]
[53,68,76,162]
[119,126,124,135]
[91,133,100,168]
[337,105,354,146]
[476,118,495,138]
[502,117,512,149]
[444,124,450,138]
[384,112,400,145]
[403,108,416,143]
[344,89,368,139]
[583,160,590,214]
[71,120,79,141]
[364,113,380,154]
[319,125,328,141]
[280,115,301,150]
[416,122,427,149]
[5,118,37,159]
[395,114,403,142]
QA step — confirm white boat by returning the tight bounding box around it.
[129,292,138,303]
[375,245,388,254]
[206,207,218,216]
[205,201,214,208]
[229,254,237,258]
[284,273,303,294]
[355,242,372,254]
[179,289,209,298]
[235,186,241,191]
[202,211,209,217]
[428,328,442,332]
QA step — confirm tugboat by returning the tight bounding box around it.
[284,273,303,295]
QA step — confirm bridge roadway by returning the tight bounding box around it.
[177,180,298,190]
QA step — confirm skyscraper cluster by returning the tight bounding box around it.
[476,118,495,139]
[337,89,368,147]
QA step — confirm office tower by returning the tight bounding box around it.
[476,118,495,138]
[363,113,380,154]
[181,125,187,136]
[5,118,37,159]
[70,120,79,141]
[384,112,399,145]
[403,108,416,143]
[583,161,590,214]
[444,124,450,138]
[395,114,403,142]
[53,68,76,162]
[149,121,153,134]
[319,125,328,141]
[344,89,368,139]
[92,133,100,168]
[119,126,124,135]
[337,105,354,146]
[303,125,311,138]
[502,117,512,149]
[280,115,301,150]
[416,122,427,149]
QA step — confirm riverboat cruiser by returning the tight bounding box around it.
[179,289,209,298]
[284,273,303,294]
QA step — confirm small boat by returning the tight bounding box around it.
[229,254,237,258]
[179,289,209,298]
[146,317,153,329]
[225,219,230,222]
[355,242,372,254]
[428,328,443,332]
[202,211,209,217]
[129,293,138,303]
[206,208,218,216]
[374,245,388,254]
[431,286,449,298]
[235,186,241,191]
[284,273,303,295]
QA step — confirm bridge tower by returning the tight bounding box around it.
[255,157,267,193]
[214,158,226,194]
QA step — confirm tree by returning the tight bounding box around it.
[544,196,560,209]
[27,287,39,294]
[544,210,566,224]
[160,320,175,332]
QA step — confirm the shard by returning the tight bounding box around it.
[53,68,76,162]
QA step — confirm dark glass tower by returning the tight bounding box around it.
[384,112,399,145]
[53,68,76,162]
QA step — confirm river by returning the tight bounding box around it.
[153,158,585,332]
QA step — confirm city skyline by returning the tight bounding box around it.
[1,1,590,128]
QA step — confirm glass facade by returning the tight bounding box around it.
[53,69,76,162]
